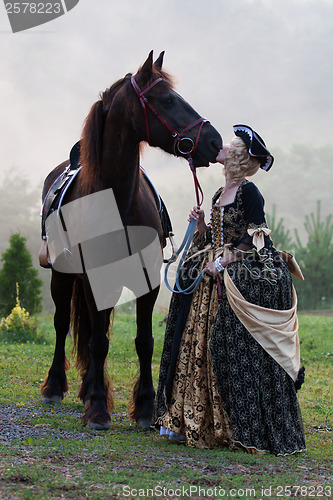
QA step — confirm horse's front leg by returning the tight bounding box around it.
[131,287,159,429]
[41,271,74,403]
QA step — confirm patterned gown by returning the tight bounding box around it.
[154,180,306,455]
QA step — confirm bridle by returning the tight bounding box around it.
[131,74,206,207]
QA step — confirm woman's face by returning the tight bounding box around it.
[216,145,230,164]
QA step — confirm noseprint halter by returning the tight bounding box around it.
[131,74,205,207]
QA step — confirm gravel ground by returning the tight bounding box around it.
[0,404,89,445]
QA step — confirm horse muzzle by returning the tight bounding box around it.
[190,125,223,167]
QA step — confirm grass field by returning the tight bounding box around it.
[0,310,332,499]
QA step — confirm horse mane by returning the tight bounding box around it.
[79,68,175,193]
[79,77,125,193]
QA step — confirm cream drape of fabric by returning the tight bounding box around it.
[224,270,300,382]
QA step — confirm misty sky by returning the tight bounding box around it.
[0,0,332,228]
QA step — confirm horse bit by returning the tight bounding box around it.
[131,74,208,295]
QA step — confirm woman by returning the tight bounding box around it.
[154,125,306,455]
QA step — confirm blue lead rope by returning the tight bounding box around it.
[164,218,205,295]
[164,158,206,295]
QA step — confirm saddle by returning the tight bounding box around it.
[39,141,176,268]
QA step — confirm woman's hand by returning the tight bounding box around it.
[188,206,204,222]
[188,206,207,234]
[205,261,217,276]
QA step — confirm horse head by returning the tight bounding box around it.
[130,51,222,168]
[80,52,222,192]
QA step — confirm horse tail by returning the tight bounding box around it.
[71,278,91,386]
[80,98,105,193]
[70,278,114,413]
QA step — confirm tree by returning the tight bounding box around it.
[293,201,333,310]
[266,204,293,251]
[0,233,43,317]
[0,169,41,258]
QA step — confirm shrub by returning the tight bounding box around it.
[0,233,43,317]
[0,284,45,343]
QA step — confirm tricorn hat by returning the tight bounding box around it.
[233,124,274,171]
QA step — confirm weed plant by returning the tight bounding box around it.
[0,284,46,344]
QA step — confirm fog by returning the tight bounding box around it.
[0,0,332,307]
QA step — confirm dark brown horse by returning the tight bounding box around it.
[40,51,222,430]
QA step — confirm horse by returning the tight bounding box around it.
[40,51,222,430]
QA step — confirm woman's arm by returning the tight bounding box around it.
[205,242,252,276]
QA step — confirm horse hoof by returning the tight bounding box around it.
[88,420,110,431]
[42,395,62,404]
[137,418,152,430]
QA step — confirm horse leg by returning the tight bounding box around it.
[79,283,113,430]
[85,312,113,430]
[130,287,159,429]
[41,271,74,403]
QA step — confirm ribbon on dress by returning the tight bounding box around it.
[247,226,271,251]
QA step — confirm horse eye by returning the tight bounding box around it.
[163,96,174,107]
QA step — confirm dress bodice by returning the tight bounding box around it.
[190,179,272,264]
[209,180,270,256]
[210,185,248,252]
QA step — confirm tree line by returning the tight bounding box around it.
[0,201,332,316]
[0,142,332,315]
[267,201,333,310]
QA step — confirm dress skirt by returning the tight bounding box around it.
[154,251,306,455]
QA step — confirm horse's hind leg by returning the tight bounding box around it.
[130,287,159,429]
[78,282,113,430]
[41,271,74,403]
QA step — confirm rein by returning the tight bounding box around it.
[164,218,206,295]
[131,73,207,295]
[164,156,205,295]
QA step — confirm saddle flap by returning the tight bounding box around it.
[39,239,52,268]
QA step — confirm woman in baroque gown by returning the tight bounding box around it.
[154,124,306,456]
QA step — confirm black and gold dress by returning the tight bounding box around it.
[154,180,306,455]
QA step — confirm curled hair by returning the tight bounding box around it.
[224,137,260,183]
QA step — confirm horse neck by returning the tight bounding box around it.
[100,131,141,214]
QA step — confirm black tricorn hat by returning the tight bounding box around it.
[233,124,274,171]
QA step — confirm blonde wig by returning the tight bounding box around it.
[224,137,261,184]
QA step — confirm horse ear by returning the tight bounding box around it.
[137,51,154,83]
[154,51,165,71]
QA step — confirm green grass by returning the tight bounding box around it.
[0,311,332,499]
